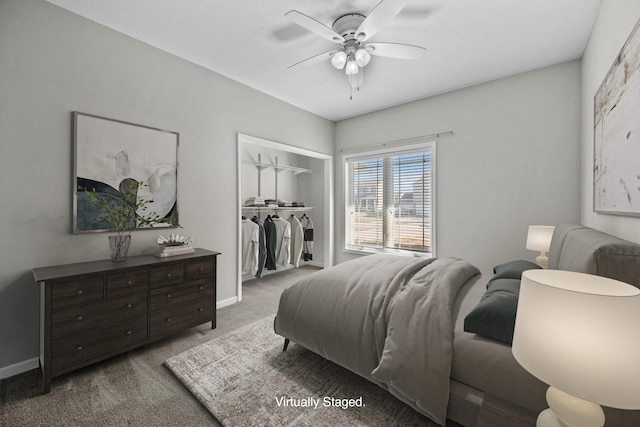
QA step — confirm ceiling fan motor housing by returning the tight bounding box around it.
[332,14,366,41]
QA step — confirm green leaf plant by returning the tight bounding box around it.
[80,181,180,256]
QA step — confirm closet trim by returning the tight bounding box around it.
[236,133,333,302]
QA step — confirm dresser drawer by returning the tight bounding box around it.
[149,264,184,287]
[51,315,147,374]
[51,276,104,309]
[149,299,214,339]
[106,270,148,297]
[52,292,147,338]
[149,279,214,310]
[185,258,215,280]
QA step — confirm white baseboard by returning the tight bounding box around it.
[217,296,238,309]
[0,357,39,380]
[303,261,324,268]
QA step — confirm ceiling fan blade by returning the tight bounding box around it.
[356,0,408,41]
[365,42,426,60]
[285,10,345,44]
[288,50,339,70]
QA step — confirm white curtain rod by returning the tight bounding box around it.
[337,130,454,153]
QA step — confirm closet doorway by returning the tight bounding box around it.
[236,133,333,302]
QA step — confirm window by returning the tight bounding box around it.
[344,143,435,255]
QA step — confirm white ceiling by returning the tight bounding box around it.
[44,0,601,121]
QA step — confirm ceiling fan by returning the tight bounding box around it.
[285,0,426,98]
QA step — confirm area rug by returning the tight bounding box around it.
[164,316,434,427]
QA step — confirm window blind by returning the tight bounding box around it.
[345,144,434,254]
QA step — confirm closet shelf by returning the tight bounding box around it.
[242,206,314,212]
[252,162,312,175]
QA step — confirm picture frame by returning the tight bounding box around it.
[593,18,640,215]
[73,112,179,233]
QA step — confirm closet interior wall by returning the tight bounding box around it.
[240,142,324,281]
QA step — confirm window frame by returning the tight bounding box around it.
[343,141,436,257]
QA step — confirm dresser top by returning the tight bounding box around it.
[32,248,220,282]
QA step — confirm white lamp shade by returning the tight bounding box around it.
[345,59,359,75]
[526,225,555,252]
[331,51,347,69]
[355,48,371,67]
[512,270,640,409]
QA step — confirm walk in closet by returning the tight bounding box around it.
[236,134,332,301]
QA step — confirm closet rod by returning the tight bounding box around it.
[337,131,454,154]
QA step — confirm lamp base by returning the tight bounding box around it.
[537,387,604,427]
[536,252,549,269]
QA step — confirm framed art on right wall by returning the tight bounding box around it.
[594,18,640,215]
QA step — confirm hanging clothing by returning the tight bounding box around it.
[288,215,303,268]
[251,217,267,278]
[264,216,277,271]
[300,215,314,261]
[272,217,291,268]
[241,218,259,275]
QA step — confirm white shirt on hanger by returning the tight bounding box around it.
[288,215,303,267]
[241,219,259,275]
[273,217,291,268]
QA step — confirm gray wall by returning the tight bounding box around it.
[581,0,640,239]
[0,0,333,374]
[335,61,582,273]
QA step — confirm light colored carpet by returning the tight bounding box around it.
[165,316,434,427]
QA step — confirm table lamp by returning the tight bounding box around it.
[512,269,640,427]
[526,225,555,268]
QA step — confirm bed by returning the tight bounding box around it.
[274,223,640,426]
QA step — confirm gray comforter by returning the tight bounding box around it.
[274,254,480,425]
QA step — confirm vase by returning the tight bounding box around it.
[109,235,131,262]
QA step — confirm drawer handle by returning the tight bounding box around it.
[198,308,204,312]
[126,303,132,308]
[165,318,171,323]
[126,280,133,285]
[199,286,204,291]
[75,345,83,351]
[199,267,205,272]
[166,273,172,279]
[166,293,172,299]
[76,289,83,295]
[76,315,83,321]
[125,330,132,335]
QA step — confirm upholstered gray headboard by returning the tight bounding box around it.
[548,223,640,288]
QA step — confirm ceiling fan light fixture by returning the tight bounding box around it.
[284,1,424,99]
[331,50,347,69]
[355,48,371,67]
[345,59,359,75]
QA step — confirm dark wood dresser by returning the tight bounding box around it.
[32,248,220,393]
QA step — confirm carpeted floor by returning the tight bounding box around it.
[0,266,320,426]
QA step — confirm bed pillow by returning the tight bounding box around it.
[493,259,541,276]
[464,277,522,344]
[464,261,541,344]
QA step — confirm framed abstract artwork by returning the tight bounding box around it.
[594,18,640,215]
[73,112,179,233]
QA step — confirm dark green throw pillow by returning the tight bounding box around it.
[464,278,521,344]
[493,259,541,276]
